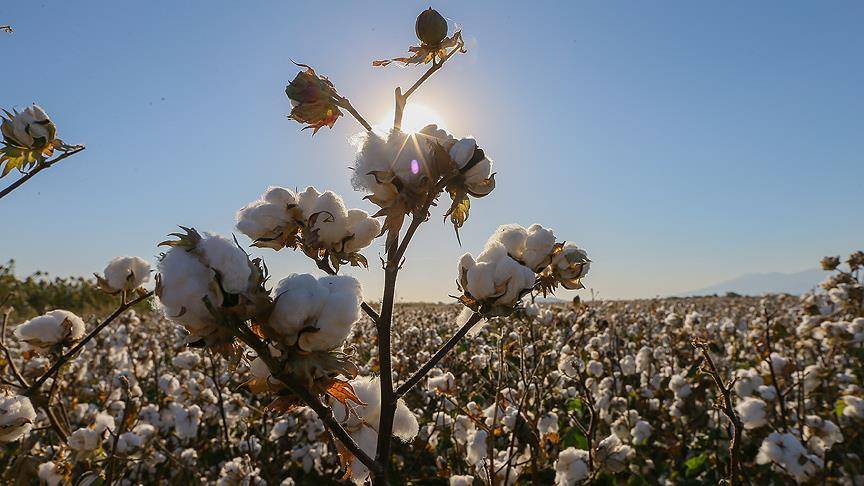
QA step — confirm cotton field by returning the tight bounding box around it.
[1,253,863,485]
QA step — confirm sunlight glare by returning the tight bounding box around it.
[378,103,446,133]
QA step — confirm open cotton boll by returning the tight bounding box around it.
[103,256,151,292]
[157,248,221,338]
[449,138,477,168]
[523,224,556,270]
[68,427,102,452]
[343,209,381,253]
[490,224,528,260]
[196,234,252,294]
[0,394,37,442]
[14,309,86,353]
[37,462,63,486]
[269,274,361,351]
[736,397,768,429]
[235,186,298,242]
[450,476,475,486]
[307,190,350,245]
[491,254,537,306]
[171,350,201,370]
[554,447,590,485]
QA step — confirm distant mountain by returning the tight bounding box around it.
[680,268,825,297]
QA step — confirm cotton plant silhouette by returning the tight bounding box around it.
[153,7,589,485]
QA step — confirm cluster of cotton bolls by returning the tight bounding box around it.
[235,186,380,258]
[456,223,590,320]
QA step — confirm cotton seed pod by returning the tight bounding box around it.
[415,8,448,46]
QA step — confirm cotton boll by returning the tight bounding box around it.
[298,276,362,351]
[490,224,528,260]
[172,350,201,370]
[157,247,221,338]
[466,429,488,467]
[235,187,299,244]
[841,396,864,419]
[630,420,652,445]
[735,397,767,429]
[269,274,361,351]
[449,138,477,168]
[343,209,381,253]
[37,462,63,486]
[554,447,590,485]
[392,398,420,442]
[522,224,556,271]
[450,476,475,486]
[197,234,251,294]
[0,394,37,442]
[14,309,86,353]
[103,256,151,292]
[308,190,350,245]
[68,427,102,452]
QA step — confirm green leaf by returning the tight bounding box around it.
[560,427,588,450]
[566,397,584,413]
[684,454,708,478]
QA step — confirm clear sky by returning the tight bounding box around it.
[1,1,862,301]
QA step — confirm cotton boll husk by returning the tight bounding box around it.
[197,234,251,294]
[103,256,151,291]
[14,309,86,353]
[157,248,221,337]
[0,394,37,442]
[522,224,556,271]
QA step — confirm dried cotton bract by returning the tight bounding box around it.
[13,309,86,353]
[97,256,151,293]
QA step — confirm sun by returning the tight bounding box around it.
[378,103,446,133]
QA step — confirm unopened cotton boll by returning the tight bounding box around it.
[554,447,590,485]
[0,394,37,442]
[102,256,151,292]
[269,274,362,351]
[14,309,86,353]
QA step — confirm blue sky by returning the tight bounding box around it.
[1,1,862,301]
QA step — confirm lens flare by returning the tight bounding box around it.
[410,159,420,175]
